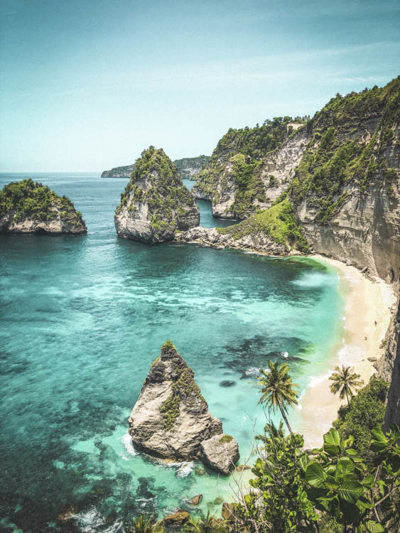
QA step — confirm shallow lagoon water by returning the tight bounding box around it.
[0,173,344,531]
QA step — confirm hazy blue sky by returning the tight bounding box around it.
[1,0,399,171]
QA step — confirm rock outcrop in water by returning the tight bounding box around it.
[128,341,239,474]
[0,179,87,234]
[114,146,200,243]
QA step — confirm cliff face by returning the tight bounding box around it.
[128,341,239,474]
[292,77,400,282]
[192,118,308,219]
[0,179,87,234]
[114,146,199,243]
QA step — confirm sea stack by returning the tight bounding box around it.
[0,179,87,234]
[128,341,239,475]
[114,146,200,243]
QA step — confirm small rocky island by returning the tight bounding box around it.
[128,341,239,475]
[114,146,200,243]
[0,179,87,234]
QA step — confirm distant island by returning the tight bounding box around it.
[101,154,210,179]
[0,179,87,234]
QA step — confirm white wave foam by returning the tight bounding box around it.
[291,272,332,288]
[307,372,333,388]
[176,461,194,478]
[121,432,137,456]
[244,367,260,378]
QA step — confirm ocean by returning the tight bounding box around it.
[0,172,344,531]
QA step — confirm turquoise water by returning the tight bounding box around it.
[0,173,344,531]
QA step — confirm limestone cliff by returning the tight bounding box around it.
[128,341,239,474]
[291,76,400,282]
[192,118,308,219]
[114,146,200,243]
[0,179,87,234]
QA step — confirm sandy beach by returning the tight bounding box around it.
[297,255,397,448]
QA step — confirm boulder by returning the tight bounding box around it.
[163,510,190,527]
[200,434,240,475]
[188,494,203,505]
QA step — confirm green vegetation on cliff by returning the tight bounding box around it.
[290,76,400,222]
[194,116,307,218]
[0,179,85,226]
[218,196,309,252]
[115,146,198,236]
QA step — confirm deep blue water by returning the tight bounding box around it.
[0,173,344,531]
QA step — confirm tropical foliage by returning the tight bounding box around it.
[257,360,299,434]
[218,195,309,252]
[329,365,364,405]
[0,178,84,225]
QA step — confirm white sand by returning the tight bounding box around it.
[296,256,397,448]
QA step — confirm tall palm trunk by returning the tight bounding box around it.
[278,402,293,435]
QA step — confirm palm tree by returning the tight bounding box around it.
[257,361,299,435]
[329,365,364,405]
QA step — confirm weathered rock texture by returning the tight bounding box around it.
[200,434,240,476]
[376,293,400,428]
[292,77,400,283]
[128,341,239,473]
[0,179,87,234]
[175,225,289,255]
[114,146,199,243]
[192,119,309,219]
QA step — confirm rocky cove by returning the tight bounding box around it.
[0,172,349,530]
[1,77,400,531]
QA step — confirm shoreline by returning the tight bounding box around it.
[296,255,396,448]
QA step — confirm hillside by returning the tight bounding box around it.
[192,117,308,219]
[189,76,400,282]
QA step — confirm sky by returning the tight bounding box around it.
[0,0,399,172]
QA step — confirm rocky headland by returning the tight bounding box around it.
[128,341,239,475]
[114,146,200,243]
[0,179,87,234]
[182,77,400,427]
